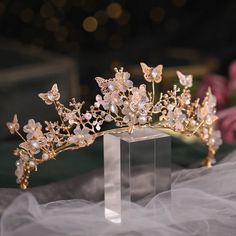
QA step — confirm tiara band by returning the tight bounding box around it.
[7,62,222,189]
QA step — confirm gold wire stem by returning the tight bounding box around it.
[152,80,155,103]
[191,120,205,135]
[15,130,27,143]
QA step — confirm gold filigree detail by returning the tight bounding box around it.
[7,63,222,189]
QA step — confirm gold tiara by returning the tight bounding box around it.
[7,63,222,189]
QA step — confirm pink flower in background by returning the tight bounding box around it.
[217,107,236,144]
[228,60,236,92]
[196,60,236,144]
[196,74,228,109]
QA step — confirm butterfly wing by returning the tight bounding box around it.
[153,64,163,83]
[140,62,152,82]
[176,71,185,85]
[51,84,59,93]
[186,75,193,87]
[176,71,193,87]
[95,77,109,94]
[38,93,47,101]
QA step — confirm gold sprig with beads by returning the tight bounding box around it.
[7,62,222,189]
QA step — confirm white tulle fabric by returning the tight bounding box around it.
[1,151,236,236]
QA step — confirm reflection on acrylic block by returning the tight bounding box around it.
[104,127,171,223]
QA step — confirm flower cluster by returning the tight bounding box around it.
[7,63,222,189]
[95,68,152,129]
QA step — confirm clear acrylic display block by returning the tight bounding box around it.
[104,127,171,223]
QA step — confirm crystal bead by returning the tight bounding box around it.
[31,140,40,149]
[79,140,85,145]
[138,116,147,124]
[110,104,118,114]
[108,83,115,91]
[123,116,129,123]
[47,93,54,101]
[151,68,158,78]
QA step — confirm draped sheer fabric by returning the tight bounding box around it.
[1,151,236,236]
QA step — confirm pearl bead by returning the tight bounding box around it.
[29,161,35,168]
[15,160,21,166]
[42,153,49,161]
[190,120,196,127]
[96,124,101,131]
[84,113,92,120]
[209,138,215,145]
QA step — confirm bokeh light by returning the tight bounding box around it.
[106,3,122,19]
[0,0,199,55]
[83,16,98,32]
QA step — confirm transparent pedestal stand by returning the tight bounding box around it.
[104,127,171,223]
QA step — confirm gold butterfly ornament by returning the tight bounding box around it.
[140,62,163,83]
[176,71,193,88]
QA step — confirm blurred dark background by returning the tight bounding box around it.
[0,0,236,188]
[1,0,236,125]
[1,0,236,55]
